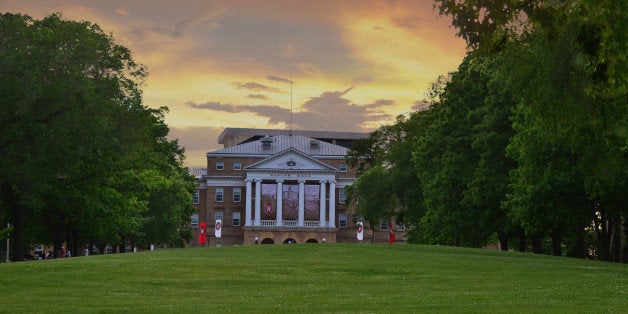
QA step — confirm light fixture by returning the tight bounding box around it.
[322,237,326,243]
[254,236,259,244]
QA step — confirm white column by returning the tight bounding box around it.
[245,179,252,226]
[276,180,283,226]
[319,181,326,227]
[328,180,336,227]
[254,180,261,226]
[298,179,305,227]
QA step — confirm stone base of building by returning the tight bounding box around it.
[187,226,407,247]
[243,228,337,245]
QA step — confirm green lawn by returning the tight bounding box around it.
[1,244,626,312]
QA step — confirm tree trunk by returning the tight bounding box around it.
[574,223,587,259]
[612,219,621,262]
[531,236,542,254]
[97,244,107,255]
[498,232,509,251]
[550,231,562,256]
[516,227,526,252]
[593,202,611,261]
[119,234,126,253]
[622,217,628,263]
[11,204,25,261]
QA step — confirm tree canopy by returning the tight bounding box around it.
[347,0,626,261]
[0,13,195,260]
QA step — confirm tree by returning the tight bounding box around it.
[413,55,498,247]
[0,13,195,260]
[346,165,398,242]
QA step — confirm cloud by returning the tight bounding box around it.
[247,94,268,100]
[185,86,391,133]
[293,87,392,131]
[168,126,224,166]
[267,75,293,84]
[364,99,395,110]
[390,16,424,30]
[411,101,431,111]
[115,8,129,16]
[172,10,224,37]
[187,101,237,112]
[234,82,284,93]
[297,62,324,77]
[186,101,290,125]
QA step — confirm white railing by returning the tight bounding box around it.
[304,221,320,228]
[255,220,327,228]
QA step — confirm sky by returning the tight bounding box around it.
[2,0,467,167]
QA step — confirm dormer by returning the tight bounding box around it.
[260,135,273,150]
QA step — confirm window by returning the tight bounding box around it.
[396,223,405,231]
[380,221,389,231]
[215,187,224,202]
[216,161,224,170]
[339,213,348,228]
[215,211,223,222]
[232,212,241,226]
[233,162,242,170]
[339,163,347,172]
[339,188,346,204]
[190,213,199,227]
[358,162,365,172]
[233,187,241,202]
[192,190,200,204]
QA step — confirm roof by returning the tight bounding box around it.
[218,127,369,148]
[207,135,348,158]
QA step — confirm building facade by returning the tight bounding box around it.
[191,129,405,245]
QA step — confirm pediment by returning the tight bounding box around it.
[245,148,337,172]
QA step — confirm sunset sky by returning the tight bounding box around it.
[2,0,467,167]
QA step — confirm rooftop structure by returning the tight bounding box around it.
[217,127,370,149]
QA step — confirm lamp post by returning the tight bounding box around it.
[322,237,326,244]
[254,236,259,245]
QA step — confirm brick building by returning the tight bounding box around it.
[190,128,405,245]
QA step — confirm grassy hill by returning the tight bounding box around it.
[1,244,626,312]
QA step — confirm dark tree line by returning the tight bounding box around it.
[0,13,196,261]
[347,0,626,261]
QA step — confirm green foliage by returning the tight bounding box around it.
[413,54,509,247]
[346,165,398,230]
[435,0,627,260]
[0,13,195,259]
[0,245,626,311]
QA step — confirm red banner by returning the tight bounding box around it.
[388,222,395,244]
[198,222,207,245]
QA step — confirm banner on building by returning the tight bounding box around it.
[388,222,395,244]
[282,184,299,219]
[198,222,207,245]
[357,222,364,241]
[261,183,277,219]
[304,185,320,220]
[215,219,222,238]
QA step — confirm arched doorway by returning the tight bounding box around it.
[261,238,275,244]
[283,238,296,244]
[305,239,318,243]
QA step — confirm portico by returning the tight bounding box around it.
[243,147,338,229]
[244,177,336,228]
